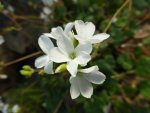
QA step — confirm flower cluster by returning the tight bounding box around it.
[0,97,20,113]
[35,20,110,99]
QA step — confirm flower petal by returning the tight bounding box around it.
[67,60,78,77]
[38,35,54,54]
[80,66,106,84]
[84,72,106,84]
[64,22,74,34]
[44,61,54,74]
[51,27,64,39]
[57,34,74,55]
[90,33,110,43]
[43,33,55,39]
[76,52,91,65]
[75,20,95,40]
[0,35,5,45]
[35,55,49,68]
[48,47,70,63]
[75,42,92,55]
[78,76,93,98]
[80,65,99,73]
[70,77,80,99]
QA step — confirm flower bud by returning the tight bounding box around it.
[55,64,67,73]
[20,65,34,77]
[22,65,32,71]
[20,70,34,78]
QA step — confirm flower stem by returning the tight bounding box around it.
[103,0,130,33]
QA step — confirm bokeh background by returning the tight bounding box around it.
[0,0,150,113]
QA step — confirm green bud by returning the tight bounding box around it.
[73,38,79,48]
[20,70,34,77]
[22,65,32,71]
[20,65,34,77]
[55,64,67,73]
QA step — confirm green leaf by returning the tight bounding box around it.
[97,60,114,75]
[136,56,150,76]
[139,81,150,100]
[83,91,109,113]
[144,36,150,46]
[117,53,133,70]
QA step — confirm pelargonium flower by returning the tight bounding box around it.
[74,20,110,44]
[70,65,106,99]
[48,32,92,77]
[35,35,54,74]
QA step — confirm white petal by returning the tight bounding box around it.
[80,66,99,73]
[75,20,95,40]
[74,35,87,44]
[78,76,93,98]
[44,61,54,74]
[67,60,78,77]
[84,71,106,84]
[0,35,5,45]
[75,42,92,55]
[48,47,70,63]
[76,52,91,65]
[70,77,80,99]
[80,66,106,84]
[90,33,110,43]
[64,22,74,34]
[35,55,49,68]
[57,34,74,55]
[51,27,64,38]
[43,33,55,39]
[38,35,54,54]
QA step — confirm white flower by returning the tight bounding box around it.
[40,7,52,22]
[0,35,5,45]
[0,74,8,80]
[42,0,54,6]
[48,32,92,77]
[2,104,9,113]
[40,12,49,22]
[44,22,74,41]
[35,35,54,74]
[44,22,92,77]
[70,65,106,99]
[7,5,14,12]
[12,104,20,113]
[43,7,51,15]
[74,20,110,44]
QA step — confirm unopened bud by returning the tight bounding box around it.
[55,64,67,73]
[20,70,34,77]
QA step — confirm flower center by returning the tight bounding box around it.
[69,52,76,59]
[77,72,83,77]
[73,38,79,48]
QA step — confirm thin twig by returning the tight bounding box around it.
[53,97,64,113]
[103,0,130,32]
[3,51,42,67]
[128,0,132,11]
[1,12,22,31]
[92,0,130,59]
